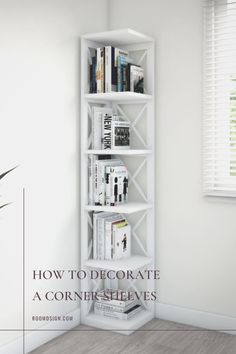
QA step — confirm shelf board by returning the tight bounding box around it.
[82,309,153,335]
[84,202,153,214]
[85,149,152,156]
[84,255,152,271]
[82,28,154,46]
[84,92,153,102]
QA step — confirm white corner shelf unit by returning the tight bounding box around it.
[80,28,155,335]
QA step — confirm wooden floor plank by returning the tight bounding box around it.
[29,319,236,354]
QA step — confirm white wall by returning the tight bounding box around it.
[109,0,236,321]
[0,0,108,351]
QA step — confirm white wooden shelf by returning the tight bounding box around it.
[81,28,155,334]
[84,202,153,214]
[83,309,153,335]
[84,92,153,102]
[84,255,152,271]
[82,28,154,46]
[85,149,152,156]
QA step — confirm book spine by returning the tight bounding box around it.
[117,56,121,92]
[105,219,112,260]
[122,64,126,91]
[93,213,97,259]
[92,56,97,93]
[98,163,106,206]
[111,47,116,91]
[105,47,112,92]
[94,161,99,205]
[102,114,112,149]
[105,166,111,206]
[94,301,138,313]
[101,47,105,93]
[88,155,93,205]
[126,64,130,91]
[89,64,93,93]
[123,175,128,203]
[97,217,105,260]
[96,48,101,93]
[110,167,119,206]
[94,306,140,320]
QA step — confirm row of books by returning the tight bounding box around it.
[88,156,128,206]
[94,289,141,320]
[93,212,131,260]
[92,106,130,150]
[89,46,144,93]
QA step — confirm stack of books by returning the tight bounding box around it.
[93,212,131,260]
[94,289,142,320]
[88,156,128,206]
[89,46,144,93]
[92,106,130,150]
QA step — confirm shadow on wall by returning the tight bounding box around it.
[0,166,18,210]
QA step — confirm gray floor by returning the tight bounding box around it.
[30,319,236,354]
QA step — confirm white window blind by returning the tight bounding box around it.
[203,0,236,196]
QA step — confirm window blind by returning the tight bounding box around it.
[203,0,236,196]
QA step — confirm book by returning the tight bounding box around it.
[95,159,122,206]
[110,165,129,206]
[88,154,98,205]
[94,300,139,313]
[112,221,131,260]
[94,304,141,320]
[96,48,102,93]
[97,212,113,260]
[130,65,144,93]
[96,47,105,93]
[114,48,128,90]
[92,107,112,150]
[104,214,125,260]
[117,55,127,92]
[93,212,113,260]
[111,121,130,150]
[96,289,137,307]
[101,114,112,149]
[105,46,116,92]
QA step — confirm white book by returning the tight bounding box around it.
[95,159,121,206]
[94,304,141,320]
[110,165,129,206]
[93,212,99,259]
[104,214,125,260]
[105,46,116,92]
[97,212,113,260]
[101,114,112,149]
[88,154,98,205]
[112,221,131,260]
[111,121,130,150]
[92,107,112,150]
[96,289,137,307]
[130,65,144,93]
[93,212,113,260]
[105,165,111,206]
[94,300,139,313]
[105,46,111,93]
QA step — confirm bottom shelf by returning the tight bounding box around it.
[82,309,153,335]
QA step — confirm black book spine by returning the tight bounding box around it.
[89,64,93,93]
[126,64,130,91]
[111,47,115,90]
[92,56,97,93]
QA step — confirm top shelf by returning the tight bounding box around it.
[82,28,154,46]
[84,92,153,102]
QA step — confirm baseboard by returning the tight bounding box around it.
[156,303,236,335]
[0,308,80,354]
